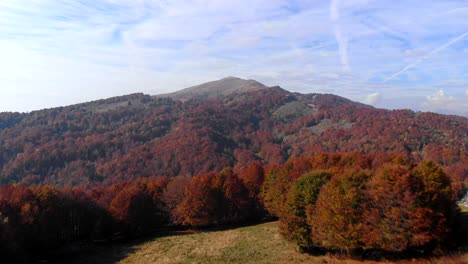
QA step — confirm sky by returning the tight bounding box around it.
[0,0,467,116]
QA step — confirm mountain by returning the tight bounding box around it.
[0,77,466,193]
[157,76,268,101]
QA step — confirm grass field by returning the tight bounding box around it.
[460,204,468,213]
[59,221,468,264]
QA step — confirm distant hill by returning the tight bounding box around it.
[0,77,466,192]
[156,76,268,101]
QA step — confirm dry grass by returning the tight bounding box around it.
[60,221,468,264]
[459,205,468,213]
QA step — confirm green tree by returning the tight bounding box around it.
[280,171,331,251]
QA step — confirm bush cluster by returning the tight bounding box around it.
[262,153,460,256]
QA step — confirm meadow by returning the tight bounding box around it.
[60,221,468,264]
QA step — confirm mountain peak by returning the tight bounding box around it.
[157,77,268,101]
[220,76,241,80]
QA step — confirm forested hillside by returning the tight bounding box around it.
[0,153,463,262]
[0,77,466,193]
[1,77,467,262]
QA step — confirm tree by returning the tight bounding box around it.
[280,171,331,251]
[361,163,420,252]
[161,176,191,225]
[261,165,292,216]
[177,169,251,227]
[109,178,168,235]
[309,171,368,253]
[411,161,458,247]
[239,161,265,201]
[239,161,265,217]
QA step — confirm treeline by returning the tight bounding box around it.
[0,164,265,263]
[262,153,461,257]
[0,153,463,262]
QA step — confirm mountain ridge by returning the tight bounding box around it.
[0,78,466,193]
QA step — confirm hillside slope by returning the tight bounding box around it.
[0,77,466,189]
[59,221,468,264]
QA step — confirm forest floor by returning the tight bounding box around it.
[58,221,468,264]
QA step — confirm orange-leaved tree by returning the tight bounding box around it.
[308,171,368,253]
[361,162,420,252]
[411,161,459,248]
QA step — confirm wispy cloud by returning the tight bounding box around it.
[330,0,350,72]
[383,31,468,83]
[0,0,467,116]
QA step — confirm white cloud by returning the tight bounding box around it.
[426,90,454,103]
[0,0,467,117]
[465,89,468,96]
[364,92,381,105]
[422,90,468,116]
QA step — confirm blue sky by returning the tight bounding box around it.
[0,0,467,116]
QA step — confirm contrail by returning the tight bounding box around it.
[383,31,468,83]
[330,0,350,72]
[434,7,468,18]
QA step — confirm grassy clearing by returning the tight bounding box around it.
[459,205,468,213]
[60,221,467,264]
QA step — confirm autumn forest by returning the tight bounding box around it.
[0,78,467,262]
